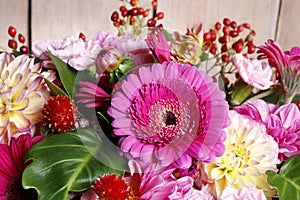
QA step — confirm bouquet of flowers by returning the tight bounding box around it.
[1,0,300,199]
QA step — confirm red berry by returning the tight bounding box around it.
[230,21,237,29]
[210,45,217,54]
[114,20,121,27]
[129,16,135,25]
[20,45,29,54]
[119,6,126,12]
[130,0,136,6]
[221,54,229,62]
[237,25,244,33]
[18,33,26,43]
[121,10,127,17]
[152,0,157,8]
[111,11,119,22]
[143,10,149,17]
[222,26,229,35]
[210,29,217,41]
[147,18,156,27]
[229,30,238,37]
[120,19,126,26]
[251,30,256,36]
[79,32,86,41]
[8,39,17,49]
[221,44,228,52]
[129,8,139,16]
[234,42,243,53]
[223,18,231,26]
[215,22,222,31]
[8,26,17,37]
[243,23,251,29]
[156,12,164,20]
[219,34,230,44]
[203,32,211,42]
[247,44,256,54]
[138,7,144,15]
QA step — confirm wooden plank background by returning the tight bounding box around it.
[0,0,299,52]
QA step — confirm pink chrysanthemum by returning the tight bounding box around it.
[0,134,43,199]
[75,81,110,108]
[42,95,77,133]
[109,61,229,168]
[235,99,300,162]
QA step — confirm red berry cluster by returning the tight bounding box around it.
[7,26,29,54]
[203,18,256,63]
[111,0,164,31]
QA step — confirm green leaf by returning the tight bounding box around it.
[44,77,68,96]
[266,155,300,200]
[47,52,78,97]
[23,129,128,200]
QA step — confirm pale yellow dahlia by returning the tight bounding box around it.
[205,110,278,198]
[0,53,50,143]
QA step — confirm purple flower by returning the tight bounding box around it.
[109,61,229,168]
[145,31,171,63]
[235,99,300,162]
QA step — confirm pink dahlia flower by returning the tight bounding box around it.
[75,81,110,108]
[0,53,50,143]
[109,61,229,168]
[32,35,101,70]
[235,99,300,162]
[125,160,193,200]
[232,54,275,90]
[220,186,267,200]
[0,134,43,199]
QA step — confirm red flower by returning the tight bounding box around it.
[42,95,77,133]
[91,174,131,200]
[0,134,43,199]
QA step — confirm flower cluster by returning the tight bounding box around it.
[1,0,300,200]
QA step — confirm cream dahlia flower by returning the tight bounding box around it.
[0,53,50,143]
[205,110,278,198]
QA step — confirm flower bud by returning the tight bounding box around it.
[95,46,122,74]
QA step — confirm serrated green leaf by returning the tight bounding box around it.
[23,129,128,200]
[47,52,78,97]
[266,155,300,200]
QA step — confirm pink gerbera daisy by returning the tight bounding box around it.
[0,134,43,199]
[108,61,229,168]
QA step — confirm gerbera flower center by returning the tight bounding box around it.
[5,173,38,200]
[164,110,177,126]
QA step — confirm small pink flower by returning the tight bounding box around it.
[32,35,101,70]
[232,54,275,90]
[75,81,110,108]
[0,134,43,199]
[109,61,229,168]
[220,186,267,200]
